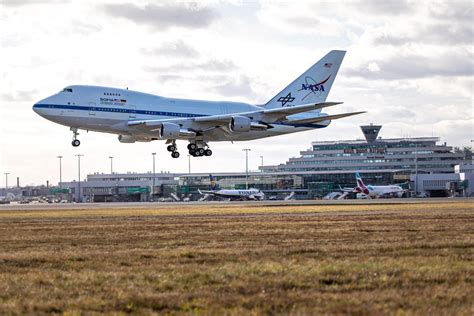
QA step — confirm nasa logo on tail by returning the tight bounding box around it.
[299,75,331,101]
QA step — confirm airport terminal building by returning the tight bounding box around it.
[61,172,180,203]
[260,125,465,186]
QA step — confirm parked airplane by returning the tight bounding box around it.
[354,172,405,198]
[33,50,364,158]
[198,175,265,200]
[198,188,265,201]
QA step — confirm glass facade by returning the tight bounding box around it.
[180,173,304,190]
[276,137,464,176]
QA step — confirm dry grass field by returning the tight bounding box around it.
[0,200,473,315]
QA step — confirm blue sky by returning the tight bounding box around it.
[1,0,472,185]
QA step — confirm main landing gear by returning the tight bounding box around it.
[188,142,212,157]
[166,141,180,158]
[71,128,80,147]
[166,141,212,158]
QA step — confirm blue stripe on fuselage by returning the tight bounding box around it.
[33,103,208,118]
[33,103,328,128]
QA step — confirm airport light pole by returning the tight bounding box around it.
[260,156,264,172]
[152,153,156,196]
[75,154,83,203]
[187,154,191,174]
[4,173,9,194]
[243,148,251,189]
[414,144,418,196]
[109,156,114,174]
[57,156,62,188]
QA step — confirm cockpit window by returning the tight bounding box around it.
[61,88,73,93]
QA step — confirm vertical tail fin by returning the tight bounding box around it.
[264,50,346,109]
[355,172,369,194]
[209,174,218,190]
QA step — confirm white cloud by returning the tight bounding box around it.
[141,40,199,58]
[102,2,219,31]
[367,62,380,72]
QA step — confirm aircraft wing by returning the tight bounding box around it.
[285,111,366,124]
[128,117,191,129]
[128,102,343,131]
[192,102,342,123]
[197,189,215,195]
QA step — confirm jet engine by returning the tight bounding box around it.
[159,122,181,138]
[229,116,251,132]
[118,135,151,143]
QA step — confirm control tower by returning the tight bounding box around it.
[360,124,382,143]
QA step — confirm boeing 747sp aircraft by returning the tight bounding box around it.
[33,50,364,158]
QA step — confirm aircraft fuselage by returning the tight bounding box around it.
[33,85,322,142]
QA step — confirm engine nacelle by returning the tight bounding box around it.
[118,135,137,143]
[118,135,151,143]
[159,122,181,139]
[229,116,251,132]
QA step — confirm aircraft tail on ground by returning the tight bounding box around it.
[264,50,346,109]
[355,172,369,194]
[209,174,218,190]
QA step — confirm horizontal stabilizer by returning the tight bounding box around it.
[287,111,366,124]
[262,102,342,118]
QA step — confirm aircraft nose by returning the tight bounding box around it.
[32,103,40,114]
[32,103,45,117]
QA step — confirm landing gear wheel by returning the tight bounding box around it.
[198,148,205,155]
[171,151,180,158]
[167,145,176,152]
[72,139,80,147]
[194,150,202,157]
[204,149,212,156]
[189,149,196,156]
[187,143,197,150]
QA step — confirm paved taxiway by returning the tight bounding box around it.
[0,197,471,211]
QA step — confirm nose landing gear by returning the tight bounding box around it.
[71,128,80,147]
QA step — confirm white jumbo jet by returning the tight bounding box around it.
[354,172,405,198]
[33,50,364,158]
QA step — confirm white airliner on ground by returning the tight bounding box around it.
[355,172,405,198]
[198,174,265,200]
[33,50,364,158]
[198,188,265,200]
